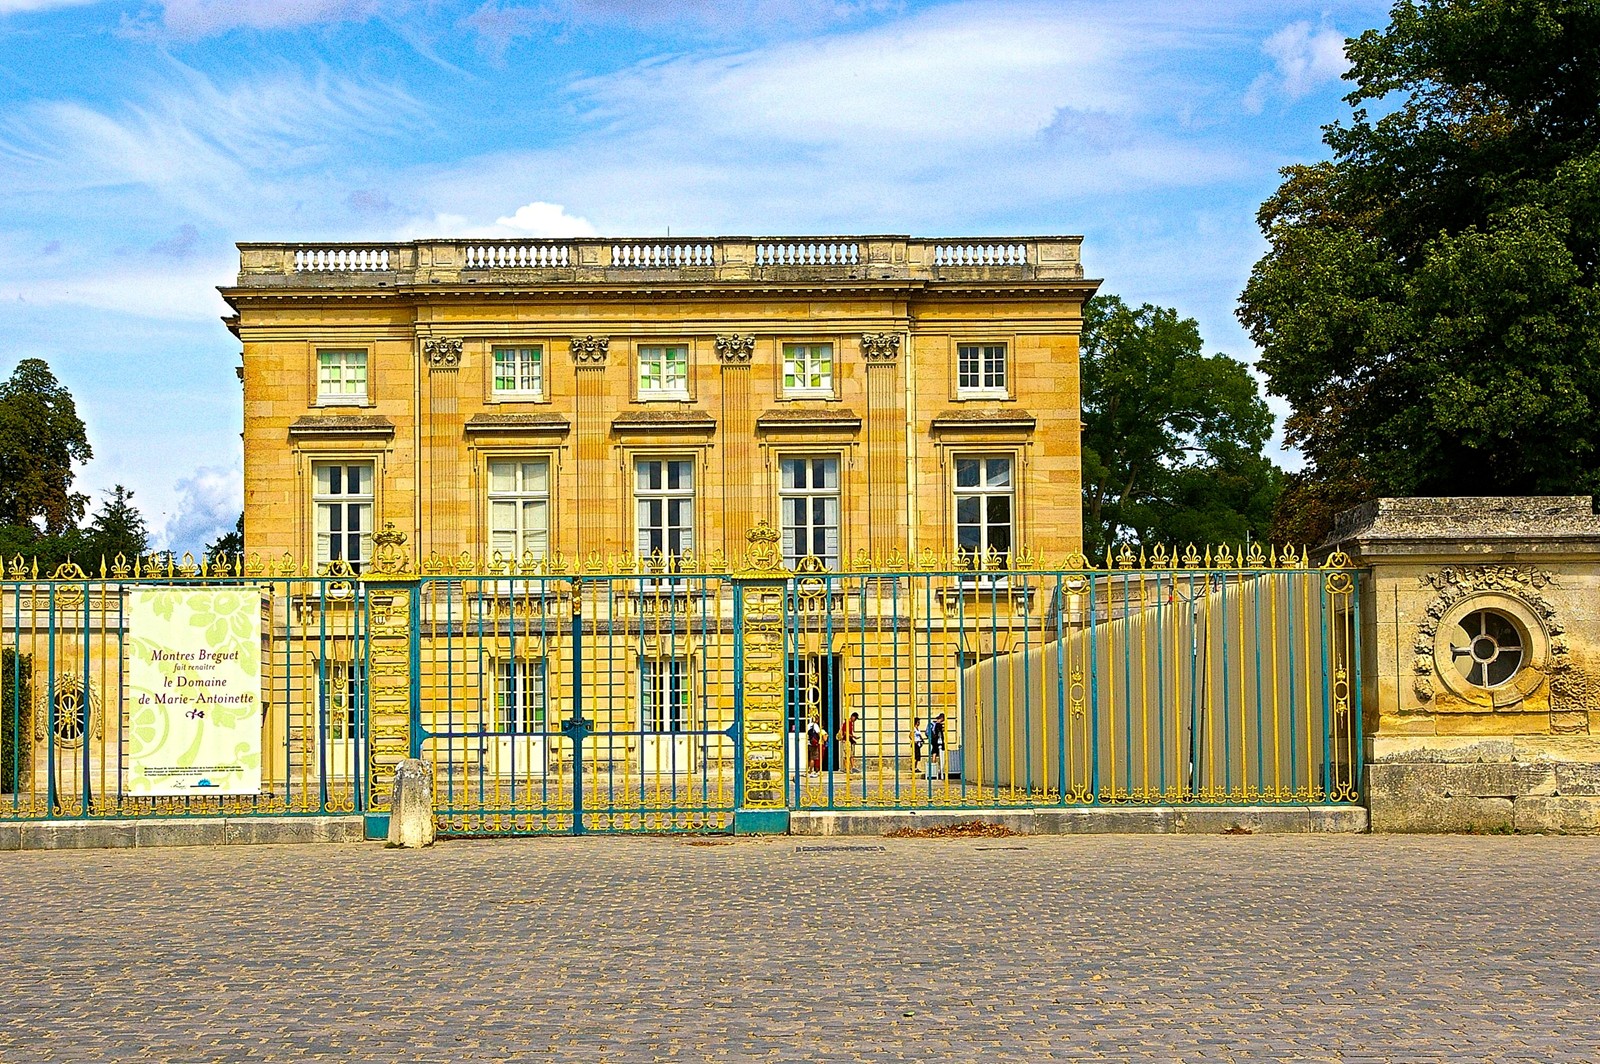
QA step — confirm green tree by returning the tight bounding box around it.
[1,647,28,795]
[1081,294,1283,557]
[1239,0,1600,544]
[205,513,243,561]
[85,485,149,565]
[0,359,92,533]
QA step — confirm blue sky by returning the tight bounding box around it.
[0,0,1392,555]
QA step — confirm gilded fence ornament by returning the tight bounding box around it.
[243,552,265,577]
[1115,543,1136,569]
[1215,544,1233,568]
[739,518,787,575]
[367,521,412,576]
[274,552,298,577]
[1246,542,1267,568]
[178,553,199,577]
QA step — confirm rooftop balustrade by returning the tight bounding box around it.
[232,235,1087,287]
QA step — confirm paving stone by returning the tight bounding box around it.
[0,835,1597,1062]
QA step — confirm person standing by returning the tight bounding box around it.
[839,711,861,775]
[805,713,825,777]
[910,716,925,773]
[926,713,947,779]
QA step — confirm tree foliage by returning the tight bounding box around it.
[0,359,92,534]
[1239,0,1600,543]
[1081,294,1282,558]
[205,513,243,560]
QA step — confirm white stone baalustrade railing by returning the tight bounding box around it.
[237,235,1084,283]
[293,247,392,272]
[931,242,1028,266]
[609,242,718,268]
[754,241,860,266]
[462,243,572,269]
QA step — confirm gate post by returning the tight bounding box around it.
[361,523,420,840]
[733,521,791,834]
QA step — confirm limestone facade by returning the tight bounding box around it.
[222,237,1098,569]
[1328,497,1600,833]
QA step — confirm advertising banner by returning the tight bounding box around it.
[126,588,263,796]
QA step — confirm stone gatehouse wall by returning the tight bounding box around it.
[1330,497,1600,833]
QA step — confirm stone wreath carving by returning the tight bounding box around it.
[422,337,462,368]
[715,334,755,363]
[1412,565,1568,706]
[570,336,610,364]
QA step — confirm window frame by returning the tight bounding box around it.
[494,656,548,733]
[489,343,546,401]
[781,341,836,398]
[951,453,1016,577]
[635,342,692,400]
[312,347,370,407]
[485,455,552,565]
[639,655,690,734]
[956,341,1009,398]
[632,455,697,568]
[310,459,377,571]
[777,454,843,570]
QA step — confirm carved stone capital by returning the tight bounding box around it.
[570,336,610,364]
[715,334,755,364]
[861,333,901,362]
[422,337,462,369]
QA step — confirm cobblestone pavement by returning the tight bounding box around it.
[1,833,1597,1063]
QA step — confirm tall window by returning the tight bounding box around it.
[957,343,1007,395]
[318,659,364,742]
[779,457,840,568]
[637,344,689,397]
[313,462,374,569]
[317,349,367,404]
[954,456,1012,569]
[495,658,546,732]
[635,459,694,565]
[492,345,543,397]
[782,342,833,395]
[488,458,550,562]
[640,657,689,733]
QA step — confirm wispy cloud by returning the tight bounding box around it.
[1243,21,1349,113]
[393,200,598,239]
[126,0,382,39]
[0,0,100,13]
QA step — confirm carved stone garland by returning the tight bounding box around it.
[860,333,901,361]
[1413,565,1569,705]
[715,335,755,363]
[570,336,610,364]
[423,337,462,369]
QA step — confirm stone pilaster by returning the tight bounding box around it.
[571,336,610,558]
[861,333,903,560]
[420,337,463,559]
[717,334,756,557]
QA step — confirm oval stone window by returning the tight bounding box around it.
[1450,609,1525,689]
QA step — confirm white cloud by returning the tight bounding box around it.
[135,0,381,38]
[391,202,597,240]
[158,464,241,556]
[1243,21,1349,113]
[0,0,99,12]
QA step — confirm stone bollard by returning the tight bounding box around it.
[386,758,437,849]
